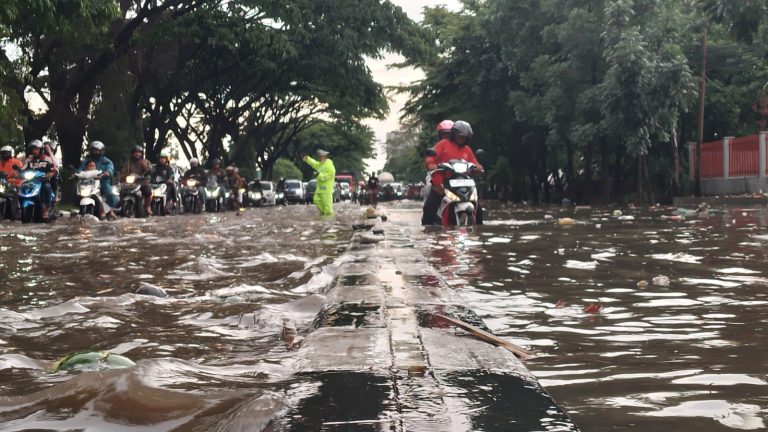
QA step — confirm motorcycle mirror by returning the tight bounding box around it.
[475,149,486,157]
[423,148,437,157]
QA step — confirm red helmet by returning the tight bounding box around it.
[436,120,454,133]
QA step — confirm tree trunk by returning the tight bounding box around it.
[583,140,594,204]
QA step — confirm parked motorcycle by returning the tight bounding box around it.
[181,177,204,214]
[433,159,481,226]
[0,173,19,220]
[17,170,55,223]
[74,170,108,218]
[205,176,225,213]
[118,174,146,218]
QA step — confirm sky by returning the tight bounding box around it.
[362,0,460,172]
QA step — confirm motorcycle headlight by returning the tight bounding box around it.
[211,188,220,197]
[453,163,468,174]
[0,184,5,193]
[276,192,284,198]
[252,192,262,199]
[153,189,165,197]
[239,188,246,194]
[445,190,460,202]
[23,171,35,180]
[187,179,197,187]
[126,174,136,184]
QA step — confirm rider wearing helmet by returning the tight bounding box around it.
[182,158,208,206]
[152,151,178,206]
[120,145,153,215]
[421,120,454,224]
[22,140,58,220]
[422,121,483,225]
[208,158,225,183]
[0,145,23,187]
[225,167,247,206]
[78,141,117,208]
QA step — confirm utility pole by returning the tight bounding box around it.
[695,26,708,197]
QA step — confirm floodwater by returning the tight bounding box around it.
[0,202,766,431]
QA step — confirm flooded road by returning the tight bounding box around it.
[1,202,767,430]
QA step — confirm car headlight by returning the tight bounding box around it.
[125,174,136,184]
[445,189,460,202]
[24,171,35,180]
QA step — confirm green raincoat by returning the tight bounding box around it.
[303,156,336,216]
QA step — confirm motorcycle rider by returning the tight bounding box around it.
[182,158,207,206]
[224,166,246,206]
[83,160,117,220]
[78,141,117,209]
[43,141,61,203]
[424,120,483,225]
[0,145,23,186]
[366,173,380,207]
[152,151,178,209]
[421,120,453,225]
[208,158,225,183]
[21,140,57,220]
[120,145,153,215]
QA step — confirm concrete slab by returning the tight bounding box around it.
[294,328,390,373]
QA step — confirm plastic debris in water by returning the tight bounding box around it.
[637,280,649,289]
[554,299,568,309]
[613,210,623,217]
[558,218,576,226]
[652,275,671,287]
[53,351,136,372]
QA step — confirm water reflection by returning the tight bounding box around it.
[421,206,768,431]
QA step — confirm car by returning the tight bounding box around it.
[338,182,351,201]
[284,179,304,203]
[305,179,317,204]
[252,180,276,206]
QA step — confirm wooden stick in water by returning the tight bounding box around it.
[434,314,533,360]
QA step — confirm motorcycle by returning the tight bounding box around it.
[0,173,19,220]
[244,181,263,207]
[17,170,56,223]
[205,176,225,213]
[118,174,146,218]
[433,159,481,226]
[181,177,204,214]
[74,170,108,218]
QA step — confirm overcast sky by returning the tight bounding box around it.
[363,0,460,172]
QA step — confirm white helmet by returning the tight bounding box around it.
[0,145,13,153]
[29,140,44,149]
[89,141,105,150]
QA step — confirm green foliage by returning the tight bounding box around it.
[403,0,768,204]
[271,158,303,181]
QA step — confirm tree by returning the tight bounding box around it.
[272,158,303,181]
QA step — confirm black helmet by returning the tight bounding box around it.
[450,121,473,141]
[212,158,221,165]
[131,145,144,154]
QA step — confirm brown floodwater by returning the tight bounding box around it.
[0,201,766,431]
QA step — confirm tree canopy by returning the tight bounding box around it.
[399,0,768,204]
[0,0,431,174]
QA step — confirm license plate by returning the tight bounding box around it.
[449,178,475,188]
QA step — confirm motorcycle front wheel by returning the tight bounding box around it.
[123,200,135,218]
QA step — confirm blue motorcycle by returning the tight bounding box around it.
[18,170,55,223]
